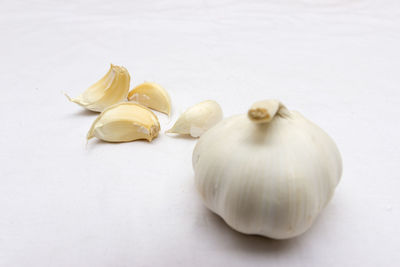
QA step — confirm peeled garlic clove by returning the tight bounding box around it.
[128,82,171,116]
[87,102,160,142]
[193,99,342,239]
[65,64,130,112]
[166,100,223,137]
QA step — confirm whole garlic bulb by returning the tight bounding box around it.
[192,100,342,239]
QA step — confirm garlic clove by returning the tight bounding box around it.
[128,82,171,116]
[166,100,223,137]
[87,102,160,142]
[65,64,130,112]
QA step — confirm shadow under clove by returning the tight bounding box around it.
[164,133,198,140]
[72,109,99,117]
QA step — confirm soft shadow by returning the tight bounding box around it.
[85,138,153,150]
[63,108,99,119]
[71,109,99,117]
[204,209,301,254]
[165,133,197,140]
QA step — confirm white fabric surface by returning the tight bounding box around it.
[1,0,399,266]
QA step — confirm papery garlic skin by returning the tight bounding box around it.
[192,100,342,239]
[87,102,160,142]
[128,82,171,116]
[65,64,130,112]
[166,100,223,137]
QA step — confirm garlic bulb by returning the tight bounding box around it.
[87,102,160,142]
[128,82,171,116]
[192,100,342,239]
[166,100,223,137]
[65,64,130,112]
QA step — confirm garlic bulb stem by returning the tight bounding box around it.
[248,99,290,123]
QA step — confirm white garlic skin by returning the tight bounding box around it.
[192,111,342,239]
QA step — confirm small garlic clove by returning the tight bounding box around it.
[166,100,223,137]
[87,102,160,142]
[65,64,130,112]
[128,82,171,116]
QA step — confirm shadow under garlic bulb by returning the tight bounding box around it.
[192,100,342,239]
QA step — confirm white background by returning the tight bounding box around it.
[1,0,399,266]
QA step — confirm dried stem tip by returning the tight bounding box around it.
[248,99,287,123]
